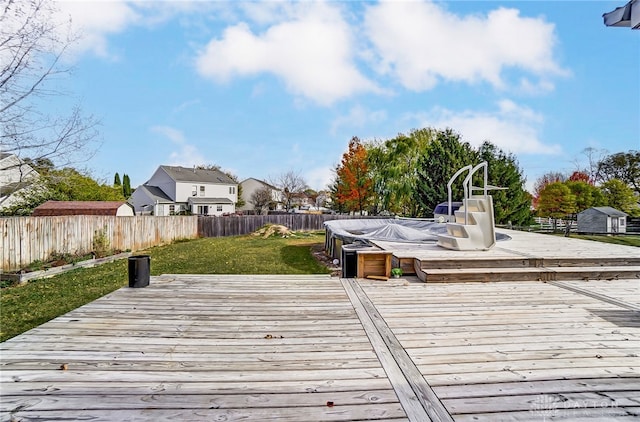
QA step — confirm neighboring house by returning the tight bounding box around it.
[32,201,135,216]
[577,207,628,234]
[0,153,40,211]
[239,178,283,213]
[291,192,314,210]
[129,165,238,216]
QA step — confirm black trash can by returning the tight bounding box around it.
[128,255,150,288]
[341,246,358,278]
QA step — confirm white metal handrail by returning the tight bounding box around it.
[446,165,472,221]
[461,162,488,224]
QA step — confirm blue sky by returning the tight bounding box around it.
[48,0,639,192]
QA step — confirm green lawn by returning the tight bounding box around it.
[0,232,329,342]
[569,234,640,247]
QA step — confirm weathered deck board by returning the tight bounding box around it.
[358,277,640,420]
[1,275,407,421]
[2,231,639,421]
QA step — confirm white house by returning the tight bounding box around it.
[129,166,238,216]
[239,177,283,213]
[0,153,40,211]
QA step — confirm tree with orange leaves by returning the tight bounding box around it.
[568,170,593,184]
[333,137,373,215]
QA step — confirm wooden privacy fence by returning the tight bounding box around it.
[198,214,375,238]
[1,216,198,271]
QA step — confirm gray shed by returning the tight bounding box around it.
[577,207,628,234]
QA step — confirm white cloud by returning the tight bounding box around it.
[54,1,141,59]
[150,125,207,166]
[331,105,387,135]
[409,100,561,155]
[238,2,296,26]
[195,2,378,106]
[364,1,567,91]
[53,1,217,60]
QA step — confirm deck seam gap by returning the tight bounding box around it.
[341,278,453,422]
[548,281,640,311]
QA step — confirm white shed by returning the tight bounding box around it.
[577,207,628,234]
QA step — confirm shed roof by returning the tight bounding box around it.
[32,201,133,216]
[582,206,628,217]
[161,166,236,185]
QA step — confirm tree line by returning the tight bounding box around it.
[329,129,639,227]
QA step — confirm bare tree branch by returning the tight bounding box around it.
[269,170,308,211]
[0,0,100,181]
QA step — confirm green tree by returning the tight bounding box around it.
[565,180,604,213]
[122,174,131,198]
[49,168,125,201]
[537,182,576,233]
[367,128,435,216]
[415,129,477,217]
[600,179,640,216]
[532,171,567,209]
[114,173,121,186]
[597,151,640,194]
[0,168,124,215]
[478,142,533,226]
[23,158,55,175]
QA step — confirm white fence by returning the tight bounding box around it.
[1,216,198,271]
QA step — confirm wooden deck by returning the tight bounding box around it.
[378,229,640,282]
[2,230,640,421]
[2,271,639,420]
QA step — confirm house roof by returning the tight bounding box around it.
[240,177,279,190]
[161,166,236,185]
[139,185,173,203]
[583,206,628,217]
[187,197,234,205]
[32,201,133,216]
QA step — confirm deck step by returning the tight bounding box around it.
[420,257,537,270]
[552,266,640,281]
[421,267,554,283]
[419,257,640,270]
[417,266,640,283]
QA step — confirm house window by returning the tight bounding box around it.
[620,218,626,227]
[200,186,205,196]
[197,205,209,215]
[192,185,197,196]
[169,205,175,215]
[217,205,223,212]
[229,186,236,194]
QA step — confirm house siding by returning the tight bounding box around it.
[239,178,282,212]
[148,168,177,201]
[132,166,238,216]
[0,154,40,210]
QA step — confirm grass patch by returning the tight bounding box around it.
[0,260,129,342]
[569,234,640,247]
[1,232,329,342]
